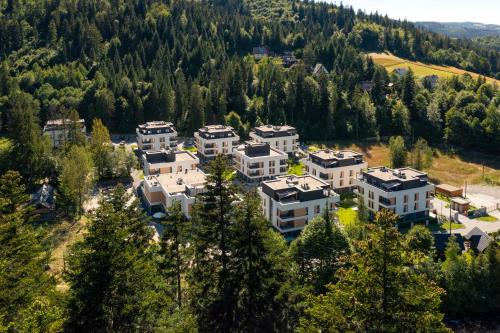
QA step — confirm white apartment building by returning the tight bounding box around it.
[194,125,240,162]
[141,149,199,176]
[249,125,299,155]
[43,118,86,148]
[142,169,207,218]
[259,175,340,239]
[136,121,177,152]
[233,142,288,183]
[355,166,434,222]
[305,149,367,193]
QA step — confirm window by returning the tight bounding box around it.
[159,137,166,143]
[340,171,344,178]
[414,202,419,211]
[349,170,354,177]
[403,205,408,213]
[426,200,430,208]
[275,141,279,147]
[404,195,408,203]
[269,160,275,167]
[312,169,317,176]
[314,205,320,214]
[270,168,275,174]
[414,193,419,201]
[369,191,374,199]
[283,140,287,146]
[349,179,353,185]
[340,180,344,187]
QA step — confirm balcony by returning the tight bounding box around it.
[248,163,263,169]
[278,219,307,230]
[379,196,396,206]
[204,149,216,155]
[141,138,153,144]
[319,172,330,180]
[278,208,307,221]
[248,170,263,177]
[204,143,215,149]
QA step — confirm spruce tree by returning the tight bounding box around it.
[64,185,173,332]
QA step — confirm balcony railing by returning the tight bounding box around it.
[379,196,396,206]
[248,163,262,169]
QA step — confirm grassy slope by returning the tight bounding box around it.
[308,140,500,187]
[369,52,500,85]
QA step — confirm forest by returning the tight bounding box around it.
[1,0,500,332]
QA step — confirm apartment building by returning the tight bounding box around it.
[355,167,434,222]
[249,125,299,155]
[305,149,367,193]
[233,142,288,182]
[259,175,340,239]
[43,118,86,148]
[194,125,240,162]
[142,169,207,218]
[141,149,199,176]
[136,121,177,152]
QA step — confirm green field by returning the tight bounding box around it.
[369,52,500,84]
[474,215,499,222]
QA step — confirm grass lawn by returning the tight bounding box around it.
[47,216,88,291]
[288,161,304,176]
[474,215,499,222]
[369,52,500,84]
[181,145,197,153]
[427,221,465,232]
[337,207,357,226]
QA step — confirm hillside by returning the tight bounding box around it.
[369,52,500,84]
[417,21,500,38]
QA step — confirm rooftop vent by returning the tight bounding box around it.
[176,178,184,185]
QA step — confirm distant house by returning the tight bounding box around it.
[393,67,409,77]
[433,233,465,257]
[31,184,56,211]
[361,80,374,92]
[423,74,439,88]
[464,227,492,252]
[281,51,297,67]
[253,46,270,60]
[43,118,86,148]
[312,63,328,76]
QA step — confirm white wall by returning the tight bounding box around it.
[249,133,299,154]
[137,129,177,151]
[305,161,367,190]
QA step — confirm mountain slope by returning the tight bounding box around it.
[416,21,500,38]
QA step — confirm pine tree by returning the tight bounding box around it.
[188,155,238,332]
[388,136,407,168]
[160,201,189,307]
[64,185,173,332]
[0,171,63,330]
[298,210,449,333]
[230,190,290,332]
[289,210,349,294]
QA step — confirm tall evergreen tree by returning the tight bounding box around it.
[64,185,173,332]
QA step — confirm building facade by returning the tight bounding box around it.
[43,118,86,148]
[194,125,240,162]
[249,125,299,156]
[259,175,340,239]
[355,167,434,222]
[233,142,288,182]
[141,149,199,176]
[136,121,177,152]
[305,149,367,193]
[141,169,207,218]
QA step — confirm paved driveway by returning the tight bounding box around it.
[431,197,500,235]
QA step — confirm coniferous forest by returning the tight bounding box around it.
[0,0,500,332]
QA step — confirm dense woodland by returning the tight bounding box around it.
[0,0,499,154]
[1,0,500,332]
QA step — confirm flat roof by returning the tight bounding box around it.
[263,175,328,192]
[198,124,235,134]
[146,169,206,194]
[436,184,462,192]
[364,166,427,182]
[138,121,174,129]
[310,149,362,160]
[45,118,85,125]
[253,125,296,133]
[144,150,198,165]
[451,197,470,205]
